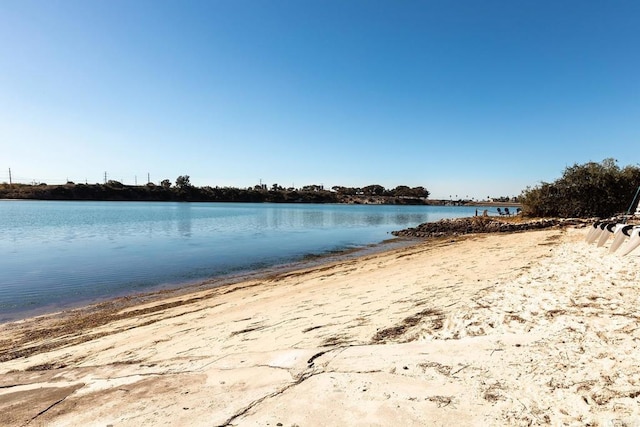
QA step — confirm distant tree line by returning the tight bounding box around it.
[520,159,640,218]
[331,185,429,198]
[0,176,432,205]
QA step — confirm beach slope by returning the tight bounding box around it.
[2,226,640,426]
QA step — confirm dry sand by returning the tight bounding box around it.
[2,226,640,426]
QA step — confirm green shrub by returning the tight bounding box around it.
[521,159,640,218]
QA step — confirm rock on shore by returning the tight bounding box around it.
[392,216,589,238]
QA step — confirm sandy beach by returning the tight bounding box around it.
[2,225,640,426]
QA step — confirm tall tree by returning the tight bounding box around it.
[175,175,191,189]
[363,184,386,196]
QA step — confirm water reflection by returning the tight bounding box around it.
[362,214,384,226]
[394,213,428,226]
[302,210,326,227]
[176,204,192,237]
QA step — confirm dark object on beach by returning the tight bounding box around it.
[392,216,588,239]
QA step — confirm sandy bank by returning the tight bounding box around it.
[2,225,640,426]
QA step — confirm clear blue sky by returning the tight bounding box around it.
[1,1,638,199]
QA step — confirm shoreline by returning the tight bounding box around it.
[0,235,420,324]
[3,225,640,425]
[1,214,562,325]
[1,200,488,321]
[0,215,566,324]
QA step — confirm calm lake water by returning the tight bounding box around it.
[0,200,488,321]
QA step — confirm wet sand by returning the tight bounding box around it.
[2,225,640,426]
